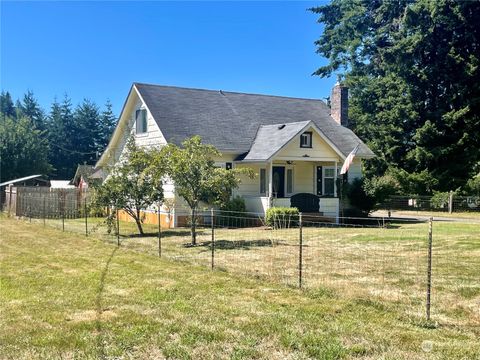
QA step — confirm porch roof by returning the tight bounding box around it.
[239,121,311,162]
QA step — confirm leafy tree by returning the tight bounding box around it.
[0,115,52,183]
[0,91,16,119]
[95,137,164,235]
[18,91,46,130]
[311,0,480,192]
[159,136,253,245]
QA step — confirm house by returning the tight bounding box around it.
[71,164,96,191]
[95,82,374,227]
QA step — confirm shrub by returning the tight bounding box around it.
[265,207,299,229]
[217,196,249,227]
[430,191,450,209]
[345,178,376,216]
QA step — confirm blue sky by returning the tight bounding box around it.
[1,1,333,116]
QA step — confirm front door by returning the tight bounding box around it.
[272,166,285,198]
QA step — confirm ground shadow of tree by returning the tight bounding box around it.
[189,239,274,251]
[95,246,118,359]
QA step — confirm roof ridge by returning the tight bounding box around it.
[133,82,327,103]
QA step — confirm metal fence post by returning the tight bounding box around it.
[158,202,162,257]
[43,197,46,227]
[211,208,215,270]
[84,197,88,236]
[116,206,120,247]
[448,191,453,213]
[62,205,65,232]
[426,217,433,321]
[299,212,303,288]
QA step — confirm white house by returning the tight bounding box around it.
[95,82,374,227]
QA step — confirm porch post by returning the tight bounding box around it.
[268,161,273,208]
[334,161,338,197]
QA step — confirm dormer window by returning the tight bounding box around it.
[300,132,312,148]
[135,109,148,134]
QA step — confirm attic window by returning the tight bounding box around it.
[135,109,147,134]
[300,132,312,148]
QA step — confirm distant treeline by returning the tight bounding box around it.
[0,91,116,182]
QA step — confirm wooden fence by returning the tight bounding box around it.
[3,186,87,218]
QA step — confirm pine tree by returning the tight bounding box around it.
[18,91,46,130]
[73,99,101,165]
[0,115,52,183]
[0,91,16,119]
[98,100,117,153]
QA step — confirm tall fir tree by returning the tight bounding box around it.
[99,100,117,153]
[311,0,480,192]
[0,115,52,183]
[73,99,101,165]
[0,91,16,119]
[18,91,46,131]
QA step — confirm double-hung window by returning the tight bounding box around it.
[323,167,335,196]
[300,132,312,148]
[135,109,148,134]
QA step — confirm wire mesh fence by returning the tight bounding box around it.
[4,193,479,328]
[379,194,480,213]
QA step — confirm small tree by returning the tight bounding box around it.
[159,136,253,245]
[95,137,164,235]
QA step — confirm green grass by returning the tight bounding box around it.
[1,217,479,359]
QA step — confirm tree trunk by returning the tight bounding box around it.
[134,209,144,235]
[190,206,197,245]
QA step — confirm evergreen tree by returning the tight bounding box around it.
[98,100,117,153]
[311,0,480,192]
[0,91,16,119]
[18,91,46,130]
[73,99,101,165]
[0,115,52,183]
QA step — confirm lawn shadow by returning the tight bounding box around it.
[120,230,206,238]
[189,239,274,251]
[95,246,118,360]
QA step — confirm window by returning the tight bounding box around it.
[286,168,293,194]
[260,168,266,195]
[135,109,148,134]
[300,132,312,148]
[323,167,335,196]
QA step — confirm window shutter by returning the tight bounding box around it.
[316,166,322,195]
[135,110,141,133]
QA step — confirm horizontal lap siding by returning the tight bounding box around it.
[235,164,262,197]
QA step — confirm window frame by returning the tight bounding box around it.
[259,168,267,195]
[135,108,148,134]
[322,166,336,196]
[300,131,312,148]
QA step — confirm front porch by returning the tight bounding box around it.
[235,158,344,220]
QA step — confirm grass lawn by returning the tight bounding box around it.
[1,218,479,359]
[373,209,480,220]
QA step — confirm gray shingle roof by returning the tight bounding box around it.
[243,121,311,161]
[134,83,374,158]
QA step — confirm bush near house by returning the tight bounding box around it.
[265,207,299,229]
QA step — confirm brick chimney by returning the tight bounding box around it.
[330,82,348,127]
